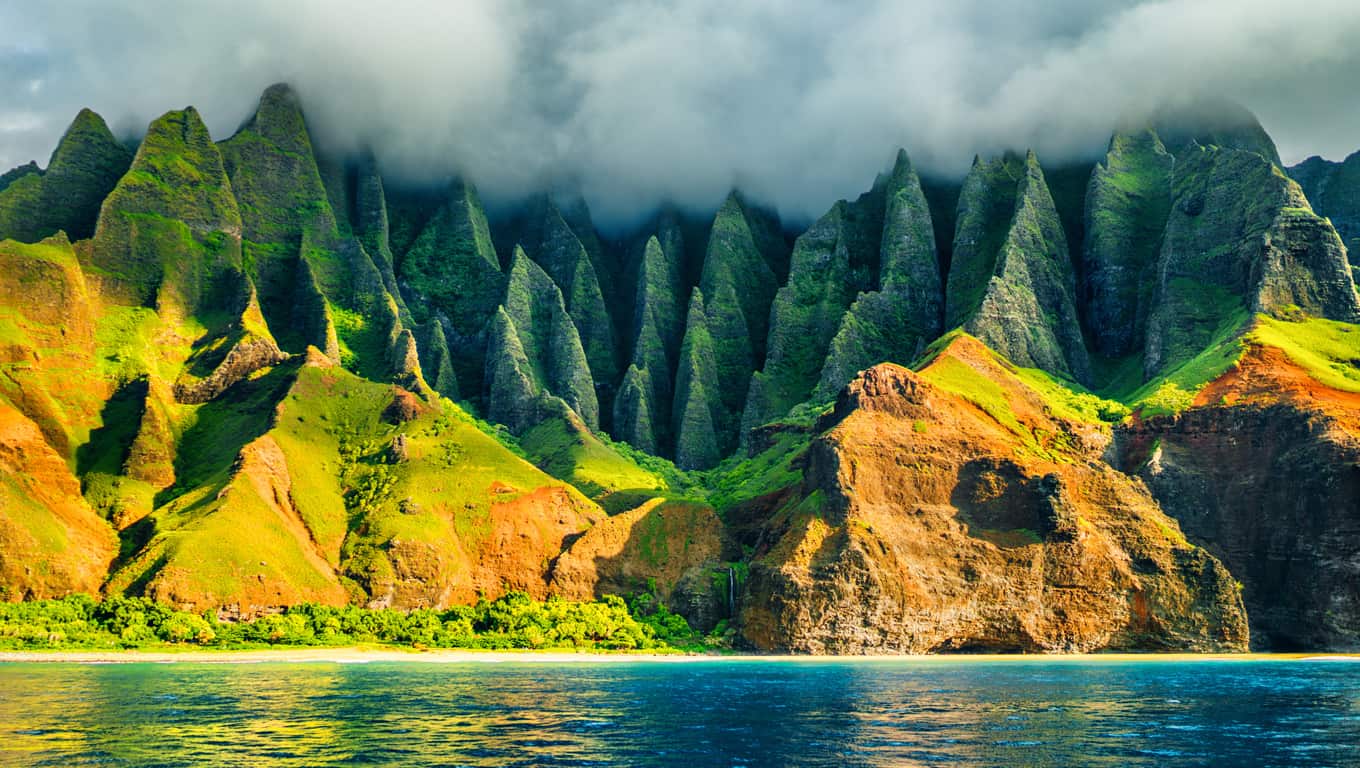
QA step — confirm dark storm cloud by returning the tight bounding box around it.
[2,0,1359,226]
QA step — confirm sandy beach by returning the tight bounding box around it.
[2,648,1356,665]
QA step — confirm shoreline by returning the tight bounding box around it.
[2,647,1357,665]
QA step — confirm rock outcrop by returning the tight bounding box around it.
[551,498,732,629]
[0,399,117,600]
[1289,151,1360,271]
[816,151,944,401]
[516,198,618,413]
[613,235,685,454]
[672,289,723,469]
[691,193,787,456]
[746,149,942,433]
[745,149,946,432]
[485,248,598,432]
[1082,129,1175,358]
[395,178,505,399]
[1117,339,1360,650]
[221,83,412,382]
[741,340,1248,653]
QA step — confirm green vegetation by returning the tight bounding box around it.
[1012,366,1131,423]
[921,353,1028,438]
[1123,300,1249,417]
[1250,315,1360,392]
[945,153,1023,328]
[221,84,405,380]
[693,194,786,453]
[523,203,617,397]
[672,289,723,468]
[397,179,504,397]
[1083,128,1174,358]
[704,430,806,513]
[616,235,685,455]
[520,413,666,504]
[0,109,132,244]
[815,155,942,398]
[494,248,599,430]
[0,592,689,652]
[747,200,872,428]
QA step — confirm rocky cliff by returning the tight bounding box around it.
[1117,320,1360,650]
[1289,151,1360,272]
[740,341,1247,653]
[1,87,1358,652]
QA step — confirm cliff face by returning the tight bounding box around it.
[0,398,117,600]
[3,86,1360,652]
[1082,129,1174,359]
[740,340,1248,653]
[744,150,942,433]
[1117,337,1360,650]
[1289,151,1360,271]
[1144,143,1360,377]
[947,152,1090,383]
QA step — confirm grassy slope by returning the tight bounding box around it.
[520,415,666,507]
[1248,315,1360,392]
[939,311,1357,431]
[107,357,608,608]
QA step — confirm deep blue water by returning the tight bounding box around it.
[0,658,1358,767]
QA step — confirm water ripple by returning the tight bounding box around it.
[0,659,1357,766]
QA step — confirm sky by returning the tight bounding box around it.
[2,0,1359,227]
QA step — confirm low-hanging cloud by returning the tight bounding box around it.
[3,0,1360,227]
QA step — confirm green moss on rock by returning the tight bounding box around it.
[0,109,132,244]
[221,84,409,384]
[615,235,686,454]
[948,151,1091,382]
[520,200,617,412]
[1144,143,1360,377]
[486,248,598,432]
[1289,151,1360,270]
[1082,129,1174,358]
[672,290,722,469]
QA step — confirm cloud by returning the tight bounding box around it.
[2,0,1359,227]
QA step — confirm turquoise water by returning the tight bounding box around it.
[1,659,1357,766]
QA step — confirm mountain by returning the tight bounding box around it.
[743,150,942,435]
[946,151,1090,383]
[0,109,132,244]
[1,86,1358,652]
[1289,151,1360,273]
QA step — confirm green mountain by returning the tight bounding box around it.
[2,87,1359,652]
[1144,141,1360,377]
[1081,129,1174,359]
[744,149,942,432]
[946,151,1090,382]
[509,197,618,415]
[486,248,599,433]
[1289,151,1360,272]
[0,109,132,244]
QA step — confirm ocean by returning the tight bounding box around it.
[1,657,1357,766]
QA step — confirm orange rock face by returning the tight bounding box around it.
[740,343,1248,653]
[0,401,117,600]
[551,499,729,600]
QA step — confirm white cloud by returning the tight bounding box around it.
[2,0,1359,227]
